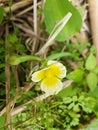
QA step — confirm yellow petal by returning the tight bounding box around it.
[31,70,45,82]
[40,77,63,95]
[47,60,67,78]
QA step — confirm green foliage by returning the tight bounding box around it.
[11,94,96,129]
[1,0,98,129]
[7,33,27,55]
[47,52,77,60]
[91,86,98,99]
[85,53,97,71]
[44,0,82,41]
[8,55,42,65]
[93,66,98,74]
[15,44,27,53]
[0,114,6,130]
[8,34,18,43]
[57,85,78,97]
[67,69,84,82]
[85,119,98,130]
[86,72,98,91]
[0,7,4,23]
[0,40,5,83]
[84,53,98,91]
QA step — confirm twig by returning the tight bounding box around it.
[32,0,38,53]
[0,0,9,2]
[14,23,45,41]
[5,24,12,129]
[16,2,41,16]
[4,0,33,14]
[34,0,37,35]
[12,66,20,89]
[87,0,98,63]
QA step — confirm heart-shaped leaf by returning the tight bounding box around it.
[44,0,82,41]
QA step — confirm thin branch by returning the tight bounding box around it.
[5,24,12,130]
[34,0,37,35]
[16,2,41,17]
[14,23,46,41]
[32,0,38,53]
[88,0,98,63]
[4,0,33,13]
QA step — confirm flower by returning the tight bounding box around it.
[31,60,67,95]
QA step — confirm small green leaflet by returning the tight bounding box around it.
[85,53,97,71]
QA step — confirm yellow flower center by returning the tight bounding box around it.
[42,77,58,87]
[37,64,62,87]
[37,64,61,80]
[45,64,61,78]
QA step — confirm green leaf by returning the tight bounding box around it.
[91,86,98,98]
[0,7,4,23]
[16,44,27,53]
[93,66,98,74]
[44,0,82,41]
[8,34,18,43]
[8,55,42,65]
[85,119,98,130]
[0,114,6,130]
[67,69,84,82]
[47,52,77,60]
[85,53,97,71]
[57,85,76,97]
[86,72,98,91]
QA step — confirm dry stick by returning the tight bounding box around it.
[5,25,12,130]
[17,6,32,16]
[34,0,37,35]
[4,0,33,13]
[30,0,38,69]
[12,66,20,89]
[16,2,41,16]
[11,80,73,116]
[0,0,9,2]
[37,12,72,55]
[87,0,98,63]
[10,66,20,112]
[32,0,37,52]
[16,5,34,16]
[14,23,45,41]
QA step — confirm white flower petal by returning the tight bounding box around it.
[31,70,45,82]
[47,60,58,65]
[56,63,67,78]
[40,78,63,95]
